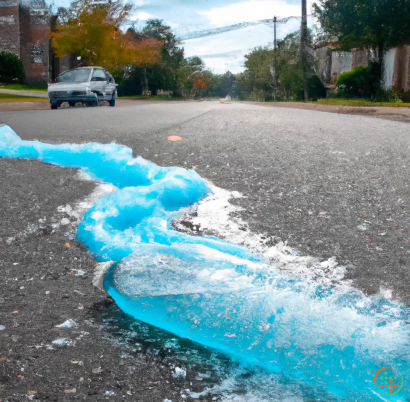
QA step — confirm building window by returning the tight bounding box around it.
[31,43,43,63]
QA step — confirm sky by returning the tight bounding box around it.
[55,0,316,74]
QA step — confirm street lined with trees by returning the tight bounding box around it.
[2,0,410,102]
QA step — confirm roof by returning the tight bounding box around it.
[73,66,104,70]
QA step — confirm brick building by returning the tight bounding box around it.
[0,0,50,85]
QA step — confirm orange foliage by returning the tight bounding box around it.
[51,0,163,71]
[191,72,213,94]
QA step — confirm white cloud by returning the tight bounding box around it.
[167,21,180,29]
[199,0,315,27]
[201,56,245,74]
[130,11,156,21]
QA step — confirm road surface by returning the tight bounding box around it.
[1,101,409,400]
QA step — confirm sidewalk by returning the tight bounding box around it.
[0,102,49,111]
[0,88,48,98]
[242,101,410,123]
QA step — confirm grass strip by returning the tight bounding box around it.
[0,83,48,92]
[0,93,48,103]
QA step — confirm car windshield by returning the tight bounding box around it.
[57,69,91,83]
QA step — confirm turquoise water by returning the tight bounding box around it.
[1,125,408,401]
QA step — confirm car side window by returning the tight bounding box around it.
[91,69,107,82]
[105,71,115,83]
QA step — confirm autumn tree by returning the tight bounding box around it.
[51,0,162,73]
[117,19,185,96]
[175,56,207,97]
[191,72,213,98]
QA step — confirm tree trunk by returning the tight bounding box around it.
[142,67,149,94]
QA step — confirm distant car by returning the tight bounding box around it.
[48,67,117,109]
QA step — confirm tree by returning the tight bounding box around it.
[191,72,213,98]
[204,74,223,97]
[235,31,323,101]
[51,0,162,73]
[142,19,184,68]
[118,19,185,96]
[276,32,305,99]
[141,19,185,95]
[175,56,207,97]
[202,72,236,98]
[313,0,410,84]
[244,47,274,93]
[0,52,25,83]
[221,71,236,97]
[236,70,256,99]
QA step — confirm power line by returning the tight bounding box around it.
[176,16,302,41]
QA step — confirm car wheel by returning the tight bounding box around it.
[50,103,57,110]
[109,93,116,107]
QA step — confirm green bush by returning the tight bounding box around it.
[0,51,25,84]
[336,63,381,98]
[375,88,410,103]
[305,75,327,101]
[248,89,266,101]
[400,90,410,103]
[337,66,368,87]
[327,89,345,99]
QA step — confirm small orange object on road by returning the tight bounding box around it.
[167,136,182,141]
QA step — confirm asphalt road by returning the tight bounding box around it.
[1,100,410,400]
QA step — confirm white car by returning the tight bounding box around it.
[48,66,117,109]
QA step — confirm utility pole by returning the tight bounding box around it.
[273,16,277,49]
[301,0,308,101]
[273,16,277,102]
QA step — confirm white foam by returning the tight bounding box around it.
[187,374,303,402]
[176,181,349,288]
[70,171,118,224]
[93,261,115,292]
